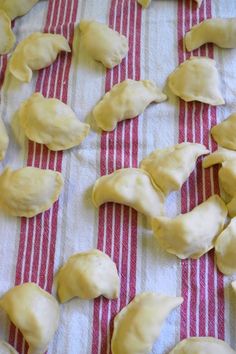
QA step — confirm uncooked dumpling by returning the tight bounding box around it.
[9,32,71,82]
[211,113,236,150]
[0,283,60,354]
[185,18,236,52]
[0,0,39,20]
[140,143,208,195]
[227,197,236,218]
[168,57,224,105]
[0,167,63,217]
[57,249,120,303]
[93,79,167,131]
[0,116,9,160]
[152,195,227,259]
[111,292,183,354]
[203,147,236,168]
[0,341,18,354]
[215,217,236,275]
[137,0,151,8]
[219,159,236,198]
[79,20,128,69]
[169,337,236,354]
[19,93,90,151]
[0,10,15,54]
[92,168,165,219]
[232,281,236,294]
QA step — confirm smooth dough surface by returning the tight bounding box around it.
[9,32,70,82]
[232,281,236,294]
[0,283,60,354]
[203,147,236,168]
[0,9,15,54]
[0,167,63,217]
[57,249,120,303]
[211,113,236,150]
[79,20,128,69]
[215,217,236,275]
[169,337,236,354]
[168,57,224,105]
[92,168,165,219]
[0,116,9,160]
[111,292,183,354]
[152,195,227,259]
[93,79,167,131]
[218,159,236,199]
[0,341,18,354]
[19,93,90,151]
[185,18,236,52]
[0,0,39,20]
[140,143,208,195]
[137,0,151,8]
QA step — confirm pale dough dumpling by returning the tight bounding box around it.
[92,168,165,219]
[93,79,167,131]
[168,57,225,105]
[19,93,90,151]
[219,159,236,198]
[0,167,63,217]
[215,217,236,275]
[203,147,236,168]
[57,249,120,303]
[0,0,39,20]
[9,32,71,82]
[169,337,236,354]
[211,113,236,150]
[152,195,227,259]
[0,341,18,354]
[227,197,236,218]
[0,10,15,55]
[79,20,128,69]
[137,0,151,8]
[185,18,236,52]
[232,281,236,294]
[0,116,9,160]
[0,283,60,354]
[111,292,183,354]
[140,142,208,196]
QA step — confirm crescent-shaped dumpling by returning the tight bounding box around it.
[140,143,208,195]
[57,249,120,303]
[169,337,236,354]
[215,217,236,275]
[0,283,60,354]
[211,113,236,150]
[111,292,183,354]
[0,0,39,20]
[79,20,128,69]
[219,159,236,198]
[0,167,63,217]
[9,32,71,82]
[19,93,90,151]
[93,79,167,131]
[92,168,165,219]
[0,116,9,160]
[168,57,225,105]
[0,9,15,55]
[185,18,236,52]
[152,195,227,259]
[203,147,236,168]
[0,341,18,354]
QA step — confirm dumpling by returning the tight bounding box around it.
[9,32,71,82]
[215,217,236,275]
[0,116,9,160]
[185,18,236,52]
[232,281,236,294]
[0,166,63,217]
[169,337,236,354]
[93,79,167,131]
[0,283,60,354]
[203,147,236,168]
[0,9,15,55]
[140,143,208,196]
[0,341,18,354]
[219,159,236,198]
[0,0,39,20]
[152,195,227,259]
[92,168,165,220]
[19,93,90,151]
[79,20,128,69]
[227,197,236,218]
[211,113,236,150]
[137,0,151,8]
[168,57,225,105]
[57,249,120,303]
[111,292,183,354]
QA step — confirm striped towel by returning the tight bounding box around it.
[0,0,236,353]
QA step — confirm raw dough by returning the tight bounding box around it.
[0,341,18,354]
[219,159,236,198]
[0,116,9,160]
[169,337,236,354]
[137,0,151,8]
[0,9,15,54]
[211,113,236,150]
[203,147,236,168]
[0,0,39,20]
